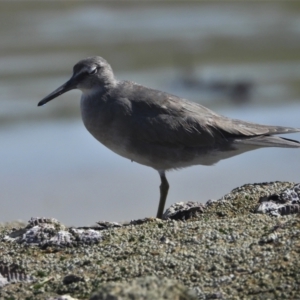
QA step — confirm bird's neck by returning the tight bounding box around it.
[81,79,118,98]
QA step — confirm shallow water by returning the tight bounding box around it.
[1,2,300,225]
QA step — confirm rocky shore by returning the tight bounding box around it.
[0,181,299,299]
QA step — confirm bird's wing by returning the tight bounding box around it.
[125,88,225,148]
[121,83,300,148]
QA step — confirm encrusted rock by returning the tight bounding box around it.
[0,262,35,287]
[89,276,197,300]
[48,295,78,300]
[3,217,102,248]
[63,274,84,285]
[163,201,205,220]
[1,182,299,299]
[96,221,122,229]
[256,183,300,216]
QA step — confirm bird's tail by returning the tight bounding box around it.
[235,135,300,148]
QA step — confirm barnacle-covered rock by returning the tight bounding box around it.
[256,183,300,216]
[202,181,296,218]
[3,217,102,248]
[63,274,84,285]
[0,262,35,287]
[96,221,122,229]
[163,201,205,220]
[129,217,159,225]
[90,276,197,300]
[69,228,102,245]
[0,274,8,288]
[48,295,78,300]
[0,182,300,299]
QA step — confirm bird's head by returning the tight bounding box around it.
[38,56,116,106]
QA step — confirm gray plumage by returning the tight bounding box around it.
[38,56,300,218]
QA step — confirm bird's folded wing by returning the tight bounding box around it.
[121,84,300,148]
[128,97,300,148]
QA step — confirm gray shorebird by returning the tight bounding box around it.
[38,56,300,219]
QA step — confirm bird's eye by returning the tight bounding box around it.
[88,67,98,75]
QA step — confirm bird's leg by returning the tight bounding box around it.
[156,171,169,219]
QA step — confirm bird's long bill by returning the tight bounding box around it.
[37,77,76,106]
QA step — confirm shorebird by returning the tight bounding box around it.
[38,56,300,219]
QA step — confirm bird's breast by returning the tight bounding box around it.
[80,95,139,162]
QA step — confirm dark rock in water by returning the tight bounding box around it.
[174,70,254,104]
